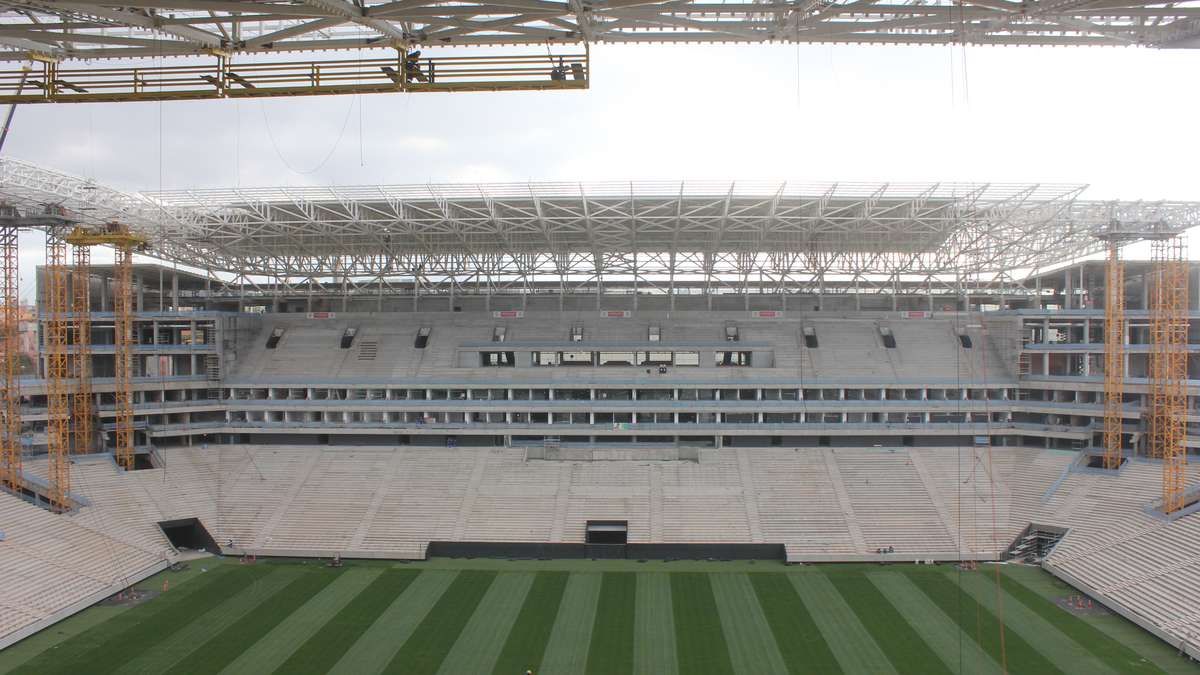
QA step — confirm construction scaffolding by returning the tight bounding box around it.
[66,224,146,470]
[44,234,71,511]
[1103,241,1125,470]
[0,224,18,491]
[1149,235,1189,513]
[72,245,94,454]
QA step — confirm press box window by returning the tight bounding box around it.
[570,322,585,342]
[481,351,515,367]
[717,351,751,367]
[640,351,672,366]
[559,351,593,366]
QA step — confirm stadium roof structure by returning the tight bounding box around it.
[0,0,1197,62]
[1,157,1199,294]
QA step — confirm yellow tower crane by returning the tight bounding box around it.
[64,224,147,471]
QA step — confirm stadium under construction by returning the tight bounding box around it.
[2,0,1200,670]
[0,164,1199,661]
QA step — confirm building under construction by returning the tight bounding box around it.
[0,162,1198,656]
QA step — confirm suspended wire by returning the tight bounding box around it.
[259,97,358,176]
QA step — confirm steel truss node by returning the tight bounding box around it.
[0,0,1197,64]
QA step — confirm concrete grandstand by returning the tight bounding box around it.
[3,166,1200,660]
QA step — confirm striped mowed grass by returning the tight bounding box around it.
[1,560,1192,675]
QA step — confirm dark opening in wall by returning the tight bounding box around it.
[803,326,818,348]
[586,520,628,544]
[880,326,896,349]
[958,334,973,348]
[340,327,357,349]
[158,517,220,554]
[414,327,431,348]
[265,327,284,349]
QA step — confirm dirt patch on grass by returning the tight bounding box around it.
[99,589,160,608]
[1054,595,1113,617]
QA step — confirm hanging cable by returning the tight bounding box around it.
[260,97,357,176]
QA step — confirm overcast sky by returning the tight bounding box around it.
[4,43,1198,297]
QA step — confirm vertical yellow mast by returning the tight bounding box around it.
[0,225,20,491]
[72,245,93,453]
[44,233,72,511]
[1149,235,1188,513]
[1102,241,1125,470]
[65,224,145,471]
[113,244,134,470]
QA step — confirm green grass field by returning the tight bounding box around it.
[2,558,1197,675]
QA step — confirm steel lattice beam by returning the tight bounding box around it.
[0,0,1197,63]
[1,159,1199,293]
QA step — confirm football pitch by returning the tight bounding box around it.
[2,558,1196,675]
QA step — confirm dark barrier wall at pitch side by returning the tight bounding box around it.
[426,541,785,560]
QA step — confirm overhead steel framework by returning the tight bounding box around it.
[1,159,1198,297]
[0,0,1197,64]
[0,49,590,103]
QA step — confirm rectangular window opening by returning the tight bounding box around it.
[265,327,284,349]
[803,326,818,349]
[414,327,431,349]
[880,326,897,349]
[340,327,358,349]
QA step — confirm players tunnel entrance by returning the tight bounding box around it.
[157,518,220,554]
[586,520,628,545]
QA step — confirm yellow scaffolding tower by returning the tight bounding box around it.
[1,226,19,491]
[72,245,94,454]
[1102,241,1126,469]
[65,224,146,471]
[1149,235,1189,513]
[44,234,72,511]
